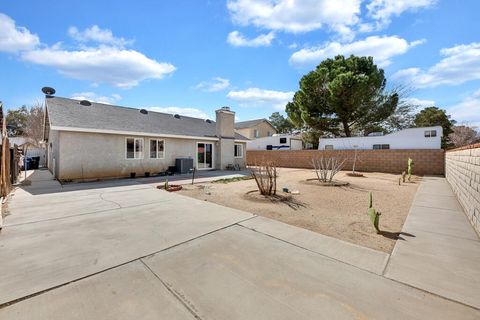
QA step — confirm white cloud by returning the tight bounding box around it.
[404,97,435,108]
[367,0,437,28]
[227,30,275,47]
[289,35,424,68]
[195,77,231,92]
[70,92,122,105]
[227,87,294,110]
[392,42,480,88]
[68,25,133,47]
[22,46,176,88]
[448,90,480,126]
[0,13,39,52]
[227,0,361,34]
[147,106,209,119]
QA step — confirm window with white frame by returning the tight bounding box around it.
[234,144,243,158]
[150,139,165,159]
[126,137,144,159]
[253,129,259,138]
[324,145,334,150]
[424,130,437,137]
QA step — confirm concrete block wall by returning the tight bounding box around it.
[445,143,480,235]
[247,149,445,175]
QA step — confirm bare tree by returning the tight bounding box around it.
[250,160,277,196]
[449,125,479,148]
[23,102,45,146]
[312,157,345,183]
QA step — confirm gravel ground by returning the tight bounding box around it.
[179,168,420,253]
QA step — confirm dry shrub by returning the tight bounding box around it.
[312,157,346,183]
[250,160,277,196]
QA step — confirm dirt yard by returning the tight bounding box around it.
[179,168,420,253]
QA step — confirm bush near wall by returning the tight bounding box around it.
[246,149,445,175]
[445,143,480,235]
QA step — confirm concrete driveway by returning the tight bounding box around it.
[0,170,479,319]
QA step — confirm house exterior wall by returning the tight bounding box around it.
[47,130,60,177]
[445,143,480,235]
[247,134,303,151]
[236,121,277,139]
[53,131,247,180]
[247,149,445,175]
[318,126,443,150]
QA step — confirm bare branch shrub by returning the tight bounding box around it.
[312,157,346,183]
[250,160,277,196]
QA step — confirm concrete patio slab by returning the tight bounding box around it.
[413,192,464,212]
[385,177,480,309]
[143,225,480,320]
[240,216,389,275]
[0,261,195,320]
[0,190,254,305]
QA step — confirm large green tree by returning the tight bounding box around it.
[268,112,295,133]
[414,106,455,148]
[6,105,29,136]
[286,55,398,137]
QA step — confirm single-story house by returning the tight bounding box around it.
[318,126,443,150]
[247,134,303,150]
[43,96,248,180]
[235,118,277,139]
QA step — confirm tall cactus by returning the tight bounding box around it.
[367,192,381,233]
[407,158,414,182]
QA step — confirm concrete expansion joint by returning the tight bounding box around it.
[139,259,204,320]
[236,222,388,277]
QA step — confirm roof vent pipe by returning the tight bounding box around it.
[79,100,92,106]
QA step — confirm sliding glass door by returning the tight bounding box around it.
[197,143,213,169]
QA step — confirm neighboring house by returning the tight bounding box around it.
[247,134,303,151]
[318,126,443,150]
[235,119,277,139]
[8,137,47,167]
[43,96,248,180]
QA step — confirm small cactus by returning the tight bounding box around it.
[407,158,414,182]
[367,192,381,233]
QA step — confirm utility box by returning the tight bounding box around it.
[175,158,193,174]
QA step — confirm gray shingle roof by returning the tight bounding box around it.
[235,118,273,129]
[46,96,248,140]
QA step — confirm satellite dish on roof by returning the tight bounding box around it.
[41,87,56,95]
[140,109,148,114]
[79,100,92,106]
[205,119,212,123]
[173,114,181,119]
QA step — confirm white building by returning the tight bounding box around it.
[247,134,303,151]
[318,126,443,150]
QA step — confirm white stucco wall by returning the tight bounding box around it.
[318,126,443,150]
[247,134,303,150]
[52,131,246,180]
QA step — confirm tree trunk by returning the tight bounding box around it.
[342,121,351,137]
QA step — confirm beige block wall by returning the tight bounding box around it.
[54,131,246,180]
[445,144,480,235]
[236,121,276,139]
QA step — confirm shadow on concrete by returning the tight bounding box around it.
[18,169,250,196]
[379,230,416,241]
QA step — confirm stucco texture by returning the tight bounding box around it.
[55,131,245,180]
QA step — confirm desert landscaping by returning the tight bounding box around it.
[179,168,420,252]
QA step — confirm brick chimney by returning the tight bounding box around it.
[215,106,235,169]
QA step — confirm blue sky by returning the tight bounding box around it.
[1,0,479,125]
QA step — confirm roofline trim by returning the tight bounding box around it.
[50,126,220,141]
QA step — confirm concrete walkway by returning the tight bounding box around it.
[385,176,480,309]
[0,171,479,319]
